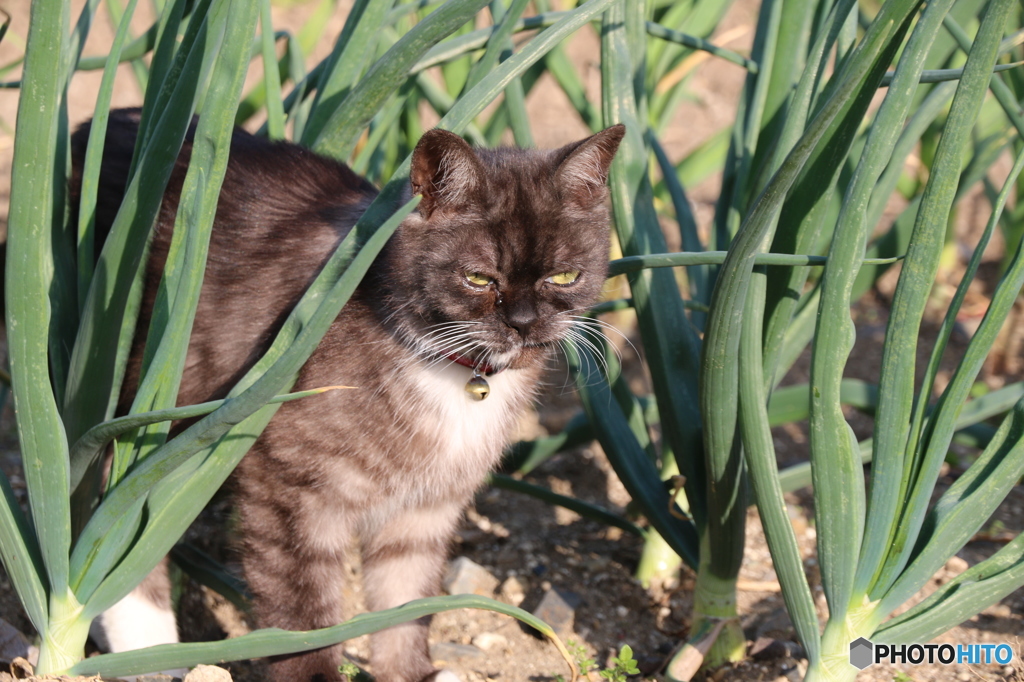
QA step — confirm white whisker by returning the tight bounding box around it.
[419,328,483,351]
[571,322,624,370]
[561,314,638,360]
[562,335,601,389]
[381,300,414,326]
[563,328,616,383]
[552,338,578,395]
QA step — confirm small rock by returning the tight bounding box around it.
[471,633,507,651]
[443,557,499,597]
[182,664,232,682]
[531,587,581,640]
[137,675,177,682]
[430,642,485,664]
[0,619,31,666]
[499,576,525,606]
[749,637,804,662]
[753,605,794,639]
[751,637,788,661]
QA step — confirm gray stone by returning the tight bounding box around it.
[531,587,581,640]
[751,637,788,661]
[430,642,485,664]
[442,557,499,597]
[136,675,177,682]
[751,637,804,662]
[0,618,31,666]
[753,604,794,639]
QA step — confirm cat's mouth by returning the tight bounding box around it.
[410,316,565,373]
[438,347,515,373]
[433,341,554,374]
[441,348,504,374]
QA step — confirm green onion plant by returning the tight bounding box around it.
[1,0,624,676]
[3,0,1024,679]
[504,0,1024,679]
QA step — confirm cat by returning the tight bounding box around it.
[70,108,624,682]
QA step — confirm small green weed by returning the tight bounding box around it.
[338,661,372,682]
[567,638,598,676]
[555,641,640,681]
[600,645,641,681]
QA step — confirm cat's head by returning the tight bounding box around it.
[380,124,625,372]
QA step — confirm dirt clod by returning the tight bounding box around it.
[497,576,525,606]
[181,665,231,682]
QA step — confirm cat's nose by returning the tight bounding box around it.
[505,302,538,337]
[508,316,537,337]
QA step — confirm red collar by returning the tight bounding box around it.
[444,351,502,376]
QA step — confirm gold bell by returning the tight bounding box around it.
[465,373,490,401]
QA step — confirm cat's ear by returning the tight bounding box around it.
[553,123,626,208]
[410,129,485,218]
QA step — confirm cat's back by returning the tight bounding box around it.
[70,109,378,249]
[70,109,379,407]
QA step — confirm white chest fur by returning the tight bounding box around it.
[406,359,534,477]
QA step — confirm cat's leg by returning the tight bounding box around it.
[88,559,187,680]
[360,502,464,682]
[242,499,353,682]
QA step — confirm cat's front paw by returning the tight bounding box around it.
[422,670,462,682]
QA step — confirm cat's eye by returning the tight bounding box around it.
[546,270,581,286]
[464,272,493,287]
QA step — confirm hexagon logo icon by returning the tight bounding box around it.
[849,637,874,670]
